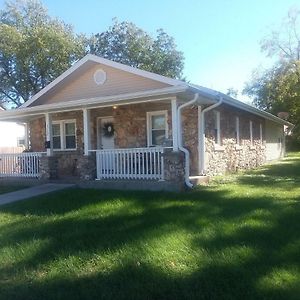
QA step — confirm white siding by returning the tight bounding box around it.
[31,63,170,106]
[265,120,285,161]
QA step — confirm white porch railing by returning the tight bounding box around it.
[96,147,165,180]
[0,152,44,178]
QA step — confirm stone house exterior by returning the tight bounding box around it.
[0,54,293,190]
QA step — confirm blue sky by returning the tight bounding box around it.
[1,0,299,102]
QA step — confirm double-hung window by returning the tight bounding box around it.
[52,120,76,150]
[147,111,168,146]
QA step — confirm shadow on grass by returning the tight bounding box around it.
[237,153,300,188]
[0,155,300,299]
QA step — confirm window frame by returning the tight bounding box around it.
[146,110,168,147]
[235,116,240,145]
[249,120,253,146]
[52,119,77,151]
[213,110,221,145]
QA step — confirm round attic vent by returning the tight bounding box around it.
[94,69,106,85]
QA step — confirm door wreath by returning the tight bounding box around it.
[102,122,115,137]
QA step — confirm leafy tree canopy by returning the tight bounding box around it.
[0,0,86,107]
[244,8,300,141]
[89,20,184,79]
[0,2,184,108]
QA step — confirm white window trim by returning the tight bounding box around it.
[146,110,168,147]
[214,111,221,145]
[259,123,263,144]
[235,116,240,145]
[250,120,255,149]
[213,111,225,151]
[52,119,77,151]
[235,116,243,150]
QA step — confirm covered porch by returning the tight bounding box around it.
[0,96,192,188]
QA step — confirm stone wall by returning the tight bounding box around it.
[182,105,198,175]
[163,150,185,189]
[113,102,172,148]
[29,117,45,152]
[204,104,267,175]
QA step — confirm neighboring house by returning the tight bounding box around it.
[0,105,25,150]
[0,54,293,189]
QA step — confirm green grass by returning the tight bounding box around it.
[0,153,300,300]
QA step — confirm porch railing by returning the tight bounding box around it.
[96,147,165,180]
[0,152,44,178]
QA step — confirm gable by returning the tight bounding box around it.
[29,62,171,107]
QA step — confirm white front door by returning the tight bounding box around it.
[97,117,115,150]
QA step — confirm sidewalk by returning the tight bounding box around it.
[0,183,75,206]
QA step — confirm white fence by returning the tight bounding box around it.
[0,152,43,178]
[96,147,164,180]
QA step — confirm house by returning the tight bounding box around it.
[0,105,25,150]
[0,54,293,190]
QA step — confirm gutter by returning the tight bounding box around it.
[199,95,223,175]
[177,93,199,188]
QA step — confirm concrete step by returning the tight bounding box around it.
[190,176,210,186]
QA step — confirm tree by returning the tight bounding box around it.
[226,87,238,98]
[89,20,184,79]
[0,0,86,107]
[244,7,300,143]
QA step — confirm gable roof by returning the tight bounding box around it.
[21,54,186,108]
[2,54,293,127]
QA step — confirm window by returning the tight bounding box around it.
[52,120,76,150]
[235,116,240,145]
[249,120,253,146]
[147,111,168,146]
[213,111,221,145]
[260,123,263,144]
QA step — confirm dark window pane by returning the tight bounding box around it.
[152,130,165,145]
[65,123,75,135]
[52,124,60,136]
[66,136,76,149]
[152,115,165,130]
[53,136,61,149]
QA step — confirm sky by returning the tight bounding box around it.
[1,0,299,102]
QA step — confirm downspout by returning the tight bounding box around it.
[177,93,199,188]
[199,94,223,174]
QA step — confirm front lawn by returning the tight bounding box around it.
[0,153,300,300]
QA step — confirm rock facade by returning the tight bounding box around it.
[204,104,266,175]
[163,150,185,189]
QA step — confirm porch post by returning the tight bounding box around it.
[45,113,53,156]
[24,122,29,149]
[171,98,179,151]
[83,108,91,156]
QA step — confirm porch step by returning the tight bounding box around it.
[190,176,210,186]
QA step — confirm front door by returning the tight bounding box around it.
[97,117,115,149]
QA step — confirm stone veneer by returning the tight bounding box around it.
[29,101,174,179]
[204,104,266,175]
[29,101,270,182]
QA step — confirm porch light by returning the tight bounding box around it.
[113,106,117,110]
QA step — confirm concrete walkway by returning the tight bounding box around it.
[0,183,75,206]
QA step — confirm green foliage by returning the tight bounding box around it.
[244,8,300,144]
[89,20,184,79]
[0,0,86,107]
[1,153,300,299]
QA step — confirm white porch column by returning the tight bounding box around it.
[24,122,29,149]
[83,108,91,156]
[171,98,179,151]
[45,112,53,156]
